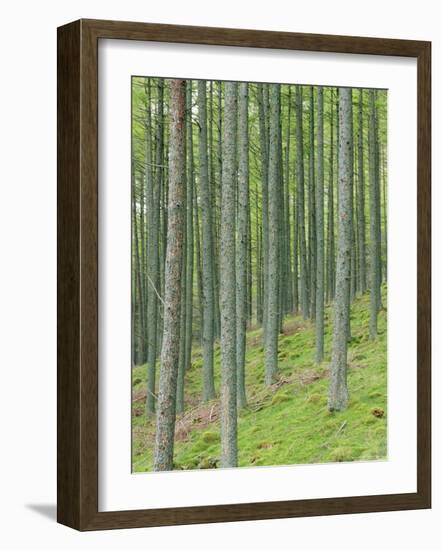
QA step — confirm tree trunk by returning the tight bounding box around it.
[132,176,145,366]
[277,111,285,332]
[154,79,186,471]
[381,140,388,282]
[220,81,238,468]
[176,237,187,415]
[368,89,380,339]
[176,82,194,415]
[357,88,367,293]
[145,79,159,416]
[154,80,164,348]
[293,182,299,313]
[257,84,269,332]
[328,87,352,412]
[214,81,223,339]
[284,88,293,313]
[256,185,263,323]
[308,86,316,321]
[348,95,355,341]
[184,81,194,372]
[197,80,216,401]
[295,86,308,319]
[194,181,203,339]
[210,81,221,343]
[236,82,248,408]
[374,96,383,307]
[326,88,336,303]
[264,83,280,385]
[315,87,325,363]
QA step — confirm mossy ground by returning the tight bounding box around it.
[132,285,387,472]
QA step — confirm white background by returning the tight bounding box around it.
[0,0,440,548]
[100,40,417,511]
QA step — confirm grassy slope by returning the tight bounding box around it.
[132,285,387,471]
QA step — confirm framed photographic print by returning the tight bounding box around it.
[57,19,431,530]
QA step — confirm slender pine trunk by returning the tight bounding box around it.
[176,236,187,415]
[194,192,204,335]
[328,87,352,412]
[184,81,194,372]
[284,88,293,313]
[132,177,145,365]
[326,88,336,303]
[315,87,325,363]
[257,84,269,331]
[236,82,248,408]
[349,93,357,307]
[145,79,158,416]
[368,89,380,339]
[210,82,221,342]
[277,112,285,332]
[264,83,280,385]
[220,81,238,468]
[256,185,263,323]
[357,89,367,293]
[214,81,223,340]
[381,141,388,282]
[374,96,383,308]
[308,86,317,321]
[198,80,216,401]
[154,79,186,471]
[295,86,308,319]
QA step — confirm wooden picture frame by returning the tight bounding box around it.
[57,18,431,531]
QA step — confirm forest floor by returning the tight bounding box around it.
[132,285,387,471]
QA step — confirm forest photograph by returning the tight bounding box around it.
[131,77,387,473]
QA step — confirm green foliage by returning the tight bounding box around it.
[132,285,387,471]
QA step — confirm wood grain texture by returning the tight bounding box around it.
[84,18,427,56]
[416,42,431,506]
[57,19,431,531]
[57,20,81,529]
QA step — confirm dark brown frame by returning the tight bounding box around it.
[57,18,431,531]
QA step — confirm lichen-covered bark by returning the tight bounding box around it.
[284,88,293,314]
[374,97,383,307]
[257,84,269,333]
[293,183,299,313]
[308,86,317,321]
[214,81,223,340]
[326,88,336,303]
[264,83,280,385]
[328,87,352,412]
[277,110,287,328]
[153,79,186,471]
[184,81,194,373]
[368,89,380,340]
[236,82,248,408]
[220,81,238,467]
[145,79,158,416]
[357,89,367,293]
[176,239,187,415]
[197,80,216,401]
[132,183,145,366]
[295,86,308,319]
[209,83,221,342]
[193,180,203,333]
[381,143,388,283]
[315,87,325,363]
[348,95,355,341]
[292,89,299,313]
[176,88,189,415]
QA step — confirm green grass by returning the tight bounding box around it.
[132,285,387,472]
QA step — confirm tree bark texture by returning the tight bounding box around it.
[154,79,186,471]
